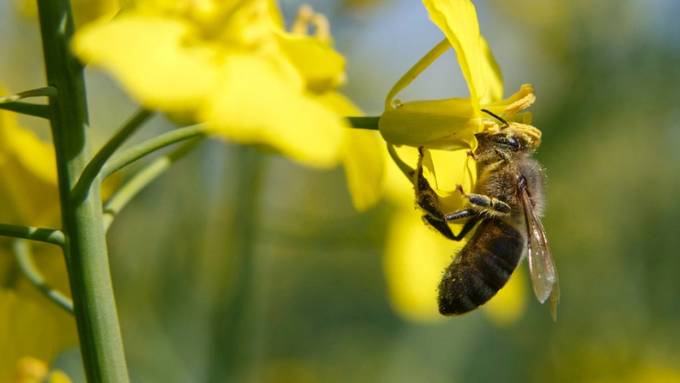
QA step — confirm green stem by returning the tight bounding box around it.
[0,101,51,118]
[13,240,74,314]
[103,138,204,231]
[102,125,205,178]
[0,223,65,247]
[347,116,380,130]
[37,0,129,381]
[0,86,58,103]
[206,146,266,383]
[72,108,153,202]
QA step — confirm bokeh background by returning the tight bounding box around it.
[2,0,680,381]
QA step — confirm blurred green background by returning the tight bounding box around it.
[2,0,680,381]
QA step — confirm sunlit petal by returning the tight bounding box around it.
[379,98,480,150]
[422,0,487,109]
[72,16,220,113]
[201,55,344,168]
[319,92,385,210]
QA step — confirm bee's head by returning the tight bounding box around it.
[477,109,542,152]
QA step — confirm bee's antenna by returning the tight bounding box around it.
[481,109,509,128]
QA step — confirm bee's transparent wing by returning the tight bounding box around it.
[520,186,560,318]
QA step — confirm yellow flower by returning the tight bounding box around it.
[12,357,73,383]
[379,0,536,152]
[74,1,343,168]
[73,1,384,210]
[0,106,77,382]
[380,0,534,323]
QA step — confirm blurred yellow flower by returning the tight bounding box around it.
[73,1,346,168]
[12,357,73,383]
[0,106,77,382]
[73,1,384,210]
[380,0,533,324]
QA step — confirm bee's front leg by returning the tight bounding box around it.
[455,185,511,216]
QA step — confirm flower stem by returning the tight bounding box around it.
[347,116,380,130]
[0,101,51,118]
[103,138,204,231]
[206,146,265,383]
[71,108,154,202]
[102,125,205,178]
[0,86,57,103]
[13,240,74,314]
[37,0,129,381]
[0,223,65,247]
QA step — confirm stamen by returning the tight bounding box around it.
[291,5,330,42]
[503,92,536,115]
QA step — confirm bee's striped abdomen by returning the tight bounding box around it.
[438,218,524,315]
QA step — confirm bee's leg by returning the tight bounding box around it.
[445,208,477,221]
[422,208,481,241]
[422,214,480,241]
[456,185,511,215]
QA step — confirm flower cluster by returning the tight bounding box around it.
[72,0,385,210]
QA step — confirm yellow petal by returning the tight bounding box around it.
[341,129,385,210]
[202,55,345,168]
[318,92,385,211]
[379,98,480,149]
[278,33,346,93]
[0,111,56,186]
[422,0,494,108]
[72,15,220,113]
[482,269,527,326]
[480,36,503,103]
[424,148,476,212]
[0,111,59,226]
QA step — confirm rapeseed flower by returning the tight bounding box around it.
[12,357,73,383]
[381,0,535,323]
[72,1,384,210]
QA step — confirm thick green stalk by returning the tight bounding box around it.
[206,146,265,383]
[36,0,129,381]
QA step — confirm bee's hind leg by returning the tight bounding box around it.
[422,213,480,241]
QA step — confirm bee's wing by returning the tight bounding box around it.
[520,185,560,319]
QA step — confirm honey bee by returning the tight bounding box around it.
[407,110,559,319]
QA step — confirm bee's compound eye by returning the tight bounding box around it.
[494,135,520,149]
[506,137,520,149]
